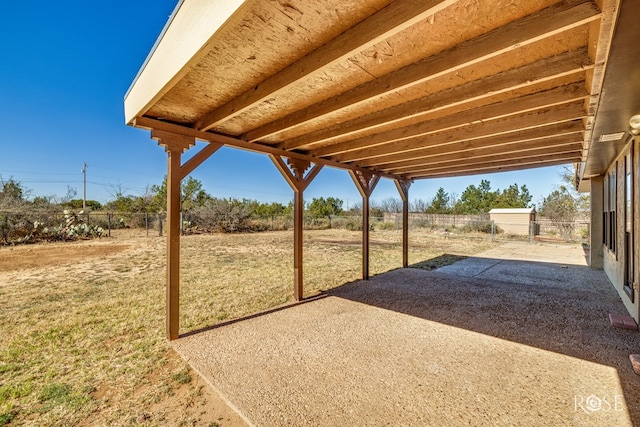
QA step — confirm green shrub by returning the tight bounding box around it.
[305,217,331,230]
[374,221,397,231]
[580,227,589,240]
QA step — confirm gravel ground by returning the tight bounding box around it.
[173,242,640,426]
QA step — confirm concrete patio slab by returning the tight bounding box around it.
[173,242,640,426]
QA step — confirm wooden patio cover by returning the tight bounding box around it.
[124,0,619,339]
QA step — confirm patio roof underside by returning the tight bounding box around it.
[125,0,620,182]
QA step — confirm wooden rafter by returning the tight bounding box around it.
[240,0,600,142]
[390,144,583,174]
[334,102,586,163]
[312,83,588,158]
[357,121,584,168]
[377,133,583,172]
[278,48,593,150]
[195,0,459,132]
[407,154,581,179]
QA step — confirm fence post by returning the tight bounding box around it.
[158,213,163,237]
[529,221,534,244]
[491,220,496,242]
[108,213,111,237]
[145,212,149,237]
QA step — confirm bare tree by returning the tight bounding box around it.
[411,198,429,213]
[378,196,403,213]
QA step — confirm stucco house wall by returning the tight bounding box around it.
[602,137,639,321]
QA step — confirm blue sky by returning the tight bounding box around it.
[0,1,568,208]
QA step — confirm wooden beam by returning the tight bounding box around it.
[390,144,583,174]
[134,116,402,181]
[406,152,582,178]
[349,170,380,280]
[394,179,411,268]
[195,0,459,131]
[358,120,584,168]
[582,0,620,155]
[151,129,195,153]
[378,133,584,172]
[240,0,600,142]
[312,83,588,158]
[334,102,586,163]
[270,155,323,301]
[277,48,593,149]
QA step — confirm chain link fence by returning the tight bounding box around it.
[0,210,591,245]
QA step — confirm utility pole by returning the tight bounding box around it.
[82,162,87,210]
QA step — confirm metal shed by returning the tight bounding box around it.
[489,207,536,235]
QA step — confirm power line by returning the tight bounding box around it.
[0,169,79,176]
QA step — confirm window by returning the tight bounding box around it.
[626,153,633,234]
[603,174,608,246]
[603,163,617,253]
[624,152,634,301]
[610,166,616,253]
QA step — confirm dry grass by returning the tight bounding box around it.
[0,228,494,426]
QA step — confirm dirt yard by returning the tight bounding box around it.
[0,228,494,426]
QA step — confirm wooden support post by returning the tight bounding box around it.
[395,179,412,268]
[350,170,380,280]
[270,155,323,300]
[362,193,371,279]
[151,130,196,341]
[293,188,304,299]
